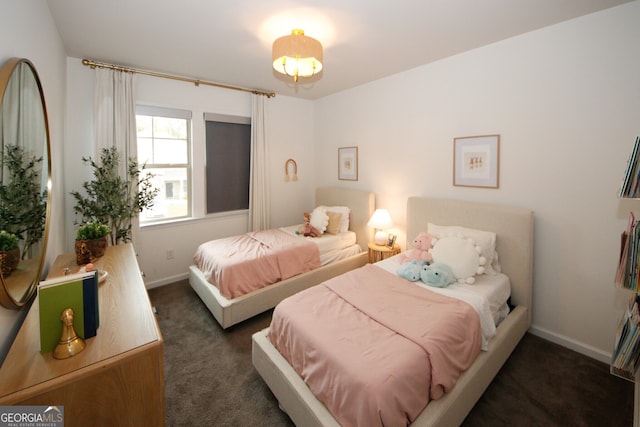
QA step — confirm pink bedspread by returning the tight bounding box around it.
[268,264,482,427]
[193,229,320,299]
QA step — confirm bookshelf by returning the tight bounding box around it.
[615,136,640,427]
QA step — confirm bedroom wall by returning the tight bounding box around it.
[0,0,67,364]
[64,58,316,288]
[313,1,640,363]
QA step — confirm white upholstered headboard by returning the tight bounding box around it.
[407,197,534,325]
[315,187,375,251]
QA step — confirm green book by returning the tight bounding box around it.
[38,271,97,354]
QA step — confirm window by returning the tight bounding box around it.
[204,113,251,214]
[136,106,191,223]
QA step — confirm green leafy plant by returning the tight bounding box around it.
[76,221,110,241]
[0,230,19,252]
[0,144,47,259]
[71,147,159,245]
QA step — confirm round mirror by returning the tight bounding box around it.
[0,58,51,309]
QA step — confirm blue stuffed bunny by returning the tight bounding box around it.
[420,262,456,288]
[396,260,424,282]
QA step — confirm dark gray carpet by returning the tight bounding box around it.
[148,280,633,426]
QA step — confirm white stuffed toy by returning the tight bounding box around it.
[430,234,486,284]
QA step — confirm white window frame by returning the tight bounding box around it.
[136,105,192,224]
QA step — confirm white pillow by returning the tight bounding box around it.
[428,223,499,274]
[430,236,486,284]
[318,205,350,233]
[310,207,329,234]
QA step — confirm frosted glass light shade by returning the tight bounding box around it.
[272,29,323,82]
[367,209,393,245]
[373,230,387,245]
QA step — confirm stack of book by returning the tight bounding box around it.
[619,136,640,198]
[615,212,639,292]
[612,294,640,380]
[38,270,99,354]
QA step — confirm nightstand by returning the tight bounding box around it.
[368,242,401,263]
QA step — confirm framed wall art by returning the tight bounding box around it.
[453,134,500,188]
[338,146,358,181]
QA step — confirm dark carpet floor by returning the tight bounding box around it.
[148,279,634,427]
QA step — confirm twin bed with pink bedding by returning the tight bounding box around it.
[193,228,322,299]
[252,197,534,426]
[189,187,375,329]
[268,264,483,426]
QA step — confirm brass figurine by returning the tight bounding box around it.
[53,307,85,359]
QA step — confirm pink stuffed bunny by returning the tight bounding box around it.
[399,232,434,264]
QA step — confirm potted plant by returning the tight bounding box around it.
[0,230,20,277]
[71,146,159,246]
[75,221,110,265]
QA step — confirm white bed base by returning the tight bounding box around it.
[252,197,534,426]
[189,186,375,329]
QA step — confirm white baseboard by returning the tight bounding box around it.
[529,325,611,365]
[144,272,189,290]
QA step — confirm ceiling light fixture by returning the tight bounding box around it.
[272,29,323,83]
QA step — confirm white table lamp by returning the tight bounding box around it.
[367,209,394,245]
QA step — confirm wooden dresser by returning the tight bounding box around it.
[0,243,165,426]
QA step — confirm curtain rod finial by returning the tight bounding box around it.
[82,59,96,69]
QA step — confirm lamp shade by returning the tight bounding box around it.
[272,29,323,82]
[367,209,393,245]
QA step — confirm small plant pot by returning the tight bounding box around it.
[0,247,20,277]
[75,237,108,265]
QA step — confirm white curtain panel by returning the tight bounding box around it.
[2,64,45,152]
[93,68,139,243]
[249,94,270,231]
[93,68,137,177]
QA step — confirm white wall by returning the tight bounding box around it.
[314,1,640,362]
[0,0,67,363]
[64,58,317,288]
